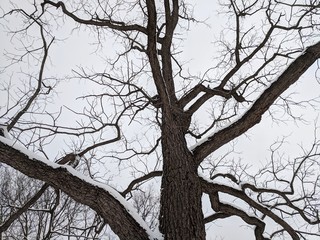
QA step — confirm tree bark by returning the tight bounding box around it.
[159,111,205,240]
[0,140,151,240]
[193,41,320,162]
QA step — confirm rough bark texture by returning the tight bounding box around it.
[159,111,206,240]
[0,140,150,240]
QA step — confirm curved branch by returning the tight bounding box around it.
[203,212,230,224]
[217,22,276,89]
[78,124,121,157]
[0,139,154,240]
[41,1,147,34]
[193,41,320,162]
[0,152,80,234]
[121,171,162,197]
[200,178,299,240]
[182,85,245,114]
[7,22,54,132]
[241,182,320,225]
[207,192,269,240]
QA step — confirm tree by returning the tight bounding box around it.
[0,0,320,239]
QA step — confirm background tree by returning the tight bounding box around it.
[0,0,320,239]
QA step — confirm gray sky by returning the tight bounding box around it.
[1,1,320,239]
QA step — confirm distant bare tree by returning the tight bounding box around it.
[0,1,320,239]
[0,165,113,239]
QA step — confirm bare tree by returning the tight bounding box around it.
[0,164,115,239]
[0,0,320,239]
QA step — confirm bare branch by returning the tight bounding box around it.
[7,20,54,132]
[0,140,152,240]
[121,171,162,197]
[193,41,320,162]
[41,0,147,34]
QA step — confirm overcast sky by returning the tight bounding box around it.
[1,1,320,239]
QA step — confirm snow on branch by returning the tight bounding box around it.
[0,136,162,240]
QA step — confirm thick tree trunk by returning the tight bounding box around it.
[159,112,205,240]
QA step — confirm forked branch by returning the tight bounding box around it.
[41,0,147,34]
[193,41,320,162]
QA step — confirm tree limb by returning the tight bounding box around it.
[0,183,48,233]
[0,152,79,233]
[200,178,300,240]
[121,171,162,197]
[207,191,269,240]
[193,41,320,162]
[7,21,54,132]
[0,140,153,240]
[41,1,147,34]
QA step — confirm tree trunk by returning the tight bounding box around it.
[159,111,205,240]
